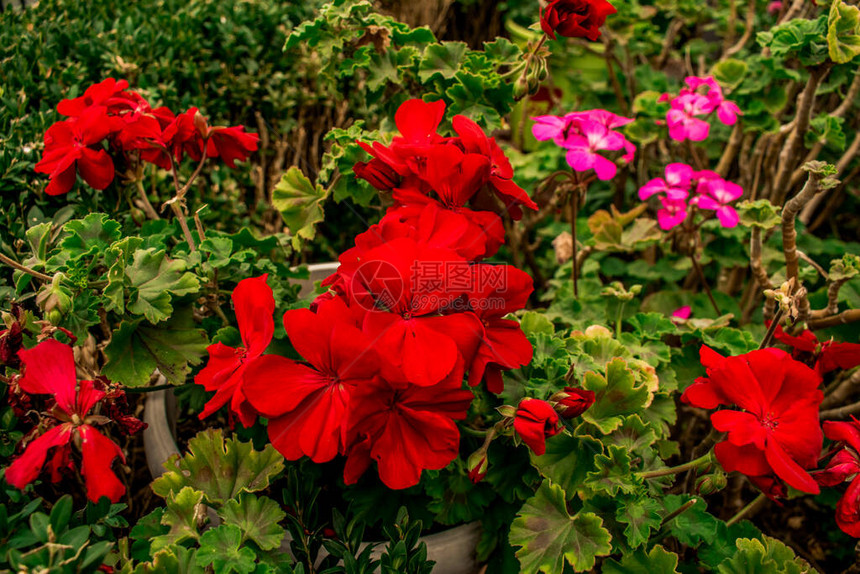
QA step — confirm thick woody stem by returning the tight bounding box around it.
[716,123,744,177]
[820,371,860,419]
[808,308,860,330]
[782,169,828,294]
[0,252,53,282]
[770,65,831,205]
[749,227,774,291]
[722,0,756,59]
[821,368,860,410]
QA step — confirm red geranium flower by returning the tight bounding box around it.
[514,398,562,456]
[540,0,617,42]
[243,296,378,463]
[554,386,596,419]
[195,275,274,428]
[343,373,474,489]
[56,78,133,117]
[452,115,537,219]
[773,324,860,375]
[681,346,824,495]
[466,264,534,393]
[34,106,115,196]
[5,339,126,503]
[816,420,860,537]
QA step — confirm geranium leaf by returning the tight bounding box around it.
[125,248,200,324]
[133,546,204,574]
[509,480,612,573]
[218,494,286,551]
[103,237,144,314]
[151,486,205,552]
[581,358,655,434]
[196,525,257,574]
[418,41,466,82]
[530,432,603,497]
[602,545,680,573]
[584,445,641,497]
[272,167,329,250]
[614,497,662,549]
[152,429,284,506]
[828,0,860,64]
[736,199,782,229]
[715,535,813,573]
[59,213,122,263]
[662,494,722,548]
[102,309,208,387]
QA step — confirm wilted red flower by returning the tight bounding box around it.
[553,386,596,419]
[195,275,274,428]
[34,106,115,196]
[773,324,860,375]
[5,339,126,503]
[815,420,860,537]
[682,346,824,495]
[514,398,561,456]
[540,0,617,42]
[243,296,377,464]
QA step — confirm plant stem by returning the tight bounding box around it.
[726,493,767,526]
[616,302,626,339]
[661,498,698,527]
[639,452,714,479]
[691,255,721,316]
[134,180,160,220]
[123,383,181,394]
[759,307,784,349]
[0,252,53,282]
[570,186,579,298]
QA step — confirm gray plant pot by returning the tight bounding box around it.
[141,262,482,573]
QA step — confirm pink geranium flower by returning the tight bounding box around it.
[666,93,713,142]
[639,163,694,201]
[5,339,126,503]
[657,196,689,230]
[563,118,626,180]
[694,177,744,228]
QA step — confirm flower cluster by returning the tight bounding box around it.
[5,339,145,503]
[682,346,824,498]
[773,324,860,375]
[531,109,635,180]
[34,78,259,195]
[196,99,537,489]
[817,420,860,536]
[660,76,741,143]
[539,0,617,42]
[638,163,743,229]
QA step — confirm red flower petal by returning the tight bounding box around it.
[394,99,446,145]
[4,425,72,490]
[18,339,78,415]
[233,275,274,357]
[244,355,328,418]
[764,439,819,494]
[79,425,126,503]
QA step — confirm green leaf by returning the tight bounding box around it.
[828,0,860,64]
[530,432,603,497]
[25,222,52,264]
[418,41,466,82]
[126,248,200,323]
[152,486,205,551]
[219,494,286,551]
[104,237,144,314]
[272,167,329,250]
[737,199,782,229]
[200,237,235,269]
[196,525,258,574]
[627,313,677,340]
[519,311,555,336]
[805,114,846,151]
[587,205,661,253]
[711,59,748,88]
[102,309,208,387]
[716,535,813,573]
[152,429,284,506]
[59,213,122,263]
[510,480,612,573]
[615,498,662,549]
[584,445,641,497]
[134,546,205,574]
[581,358,655,434]
[662,495,722,547]
[602,545,680,573]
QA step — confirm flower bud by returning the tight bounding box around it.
[354,159,400,191]
[467,450,489,484]
[695,471,728,495]
[513,398,561,456]
[551,387,596,419]
[513,75,530,101]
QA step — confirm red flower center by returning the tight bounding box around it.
[760,412,779,430]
